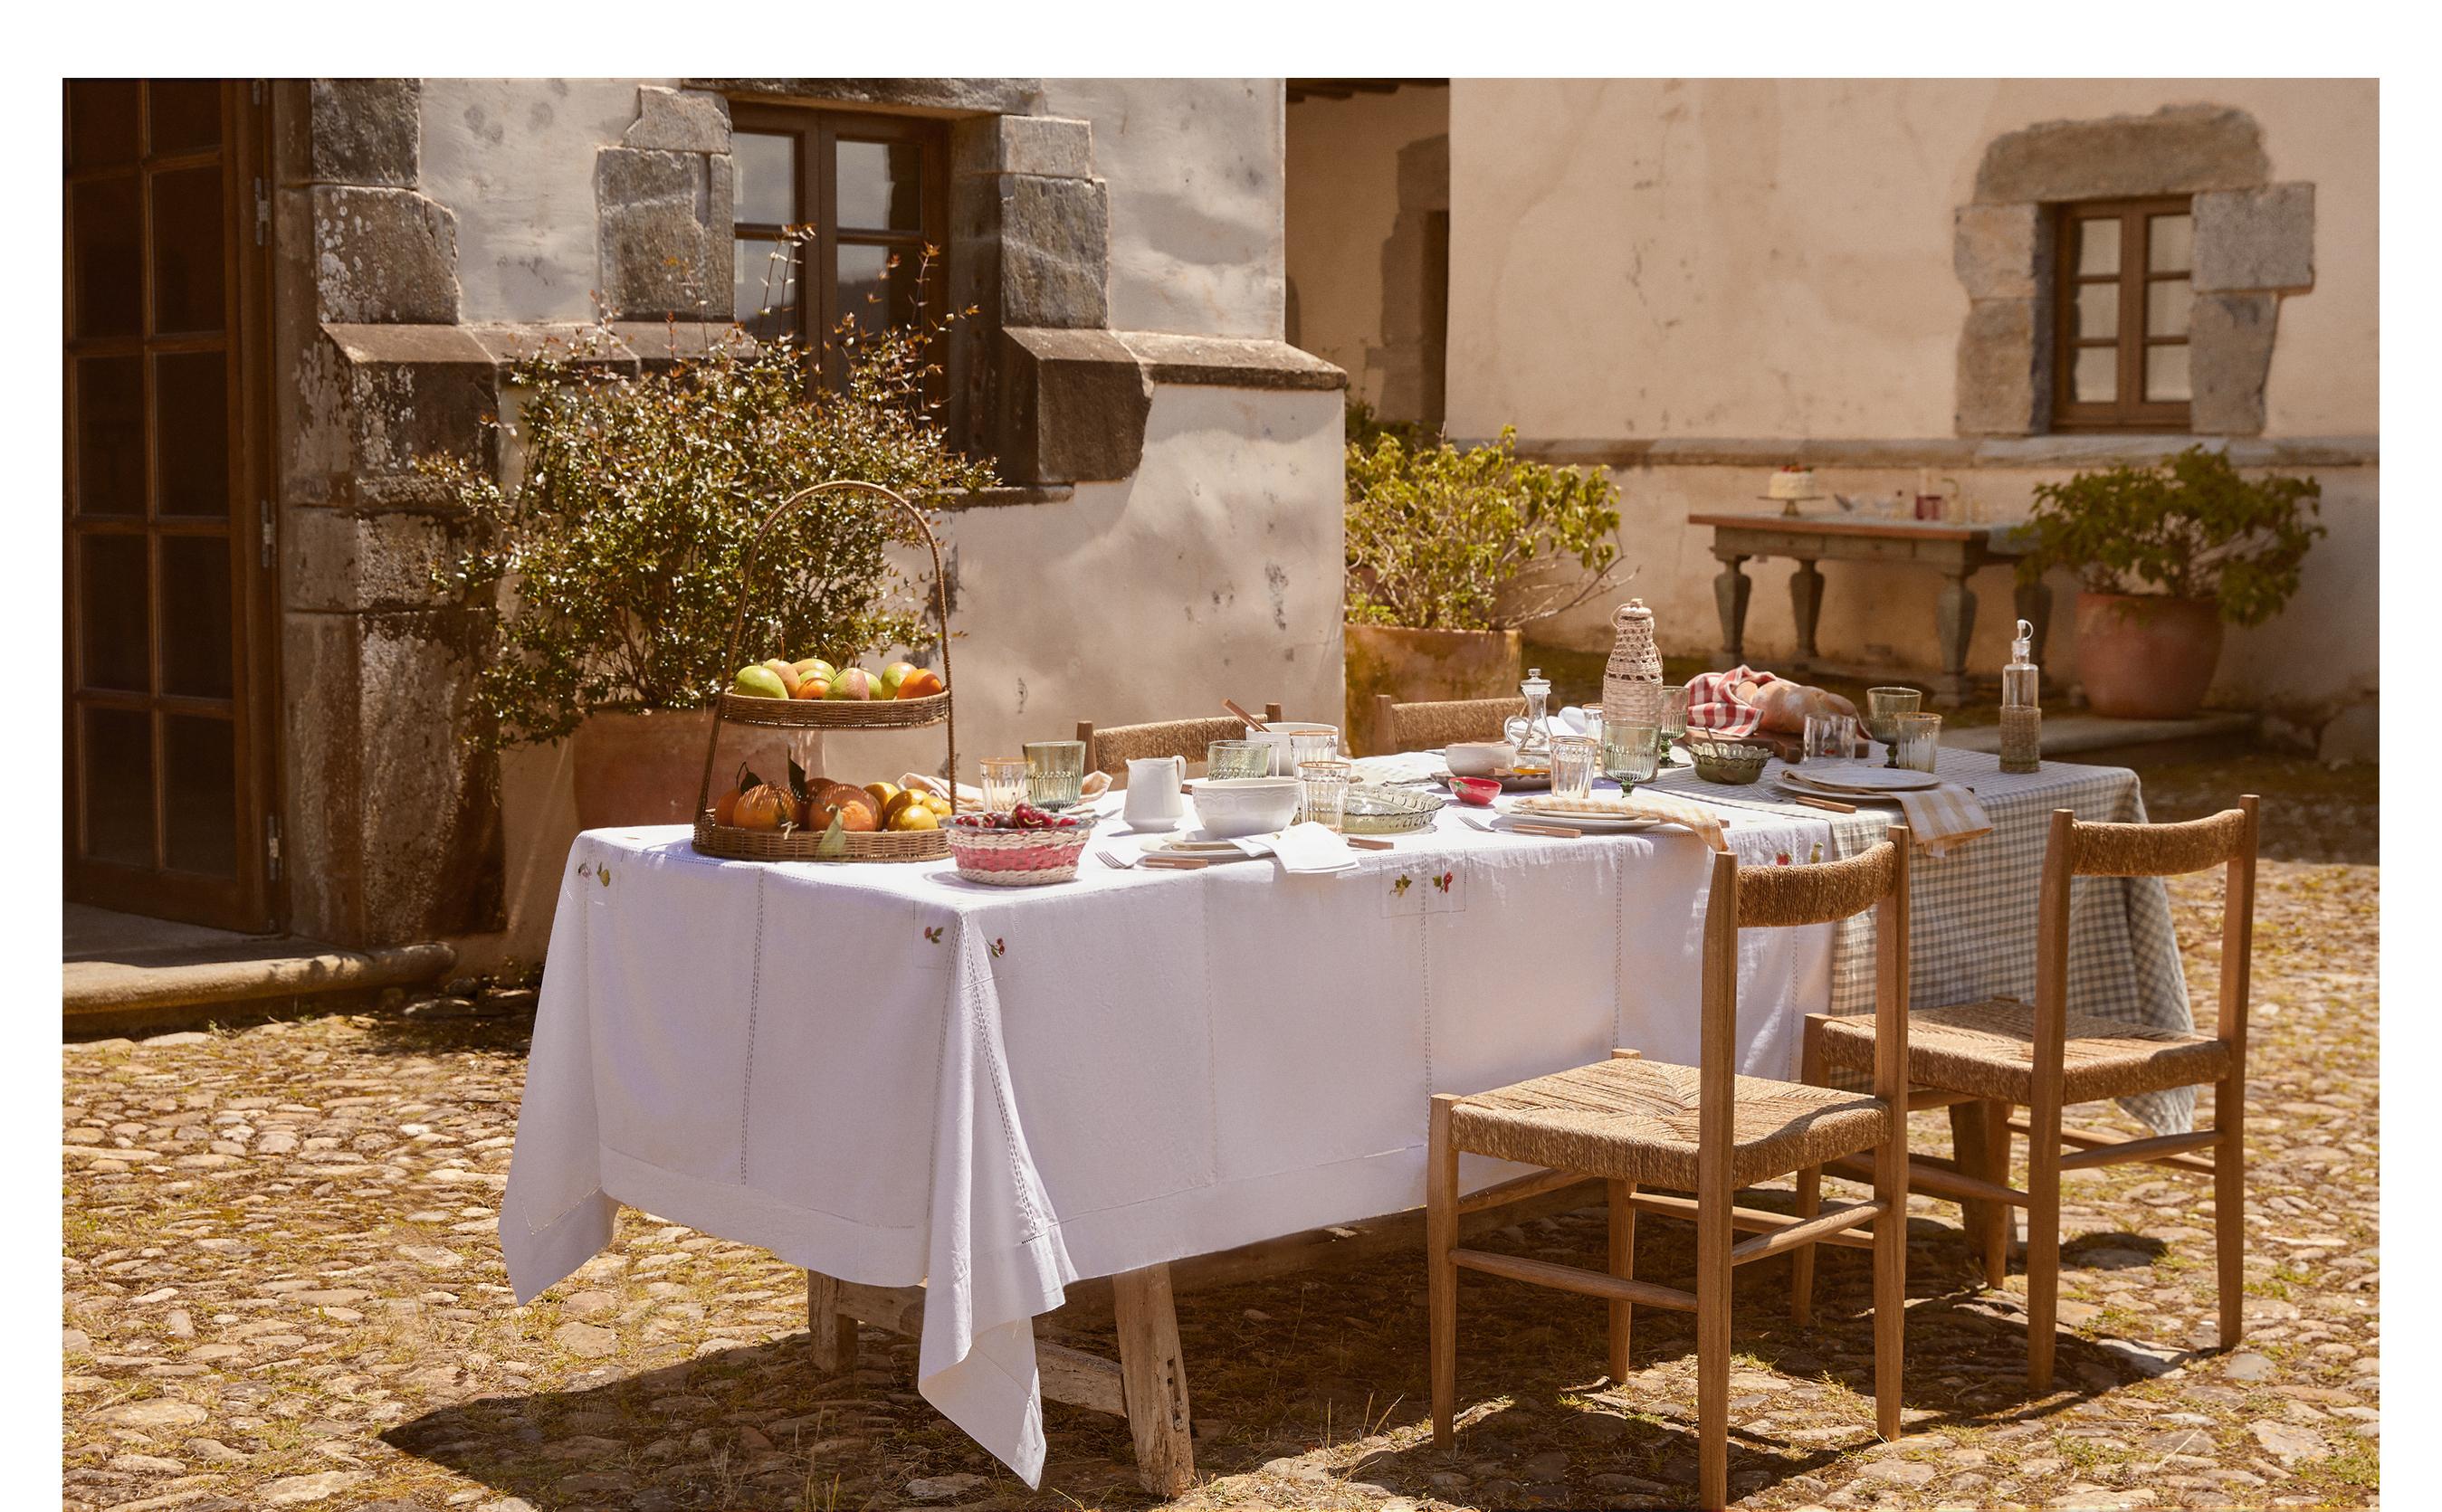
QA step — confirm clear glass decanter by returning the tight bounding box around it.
[1503,667,1560,774]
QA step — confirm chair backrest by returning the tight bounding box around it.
[1698,834,1912,1207]
[1077,703,1284,778]
[2030,795,2260,1117]
[1369,694,1521,757]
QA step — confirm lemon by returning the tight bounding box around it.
[881,789,921,827]
[889,805,940,832]
[865,782,902,814]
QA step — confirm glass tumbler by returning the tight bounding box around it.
[1658,684,1691,746]
[1022,739,1088,811]
[1206,738,1273,781]
[1865,687,1922,761]
[1550,736,1601,800]
[1286,729,1340,775]
[978,757,1028,815]
[1804,713,1864,764]
[1892,712,1943,774]
[1296,759,1352,831]
[1603,723,1661,787]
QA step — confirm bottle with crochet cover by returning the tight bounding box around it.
[1602,599,1666,729]
[1999,618,2041,774]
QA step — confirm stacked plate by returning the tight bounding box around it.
[1497,794,1659,832]
[1779,762,1942,804]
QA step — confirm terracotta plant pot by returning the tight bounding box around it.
[570,708,822,831]
[2072,593,2225,720]
[1343,623,1523,755]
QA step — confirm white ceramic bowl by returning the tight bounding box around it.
[1189,777,1303,838]
[1445,740,1516,776]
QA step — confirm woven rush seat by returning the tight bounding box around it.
[1814,996,2232,1106]
[1452,1057,1892,1193]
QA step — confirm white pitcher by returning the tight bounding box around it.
[1123,755,1187,830]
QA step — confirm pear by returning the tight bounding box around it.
[732,665,788,699]
[825,667,876,700]
[878,661,920,699]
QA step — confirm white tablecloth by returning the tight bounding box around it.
[501,799,1841,1484]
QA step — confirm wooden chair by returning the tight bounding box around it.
[1430,832,1913,1512]
[1369,694,1520,756]
[1077,704,1283,780]
[1795,796,2258,1391]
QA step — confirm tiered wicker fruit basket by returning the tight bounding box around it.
[692,481,957,864]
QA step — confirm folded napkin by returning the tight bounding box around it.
[1513,792,1730,852]
[1892,784,1993,857]
[1256,821,1360,874]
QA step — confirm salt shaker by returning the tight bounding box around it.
[1999,618,2041,774]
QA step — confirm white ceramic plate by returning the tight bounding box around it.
[1143,831,1269,861]
[1781,763,1943,794]
[1498,796,1660,832]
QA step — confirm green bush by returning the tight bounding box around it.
[427,321,997,751]
[2016,445,2324,628]
[1343,404,1624,631]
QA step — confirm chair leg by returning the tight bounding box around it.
[1696,1197,1731,1512]
[1948,1098,1994,1276]
[1873,1121,1909,1439]
[1607,1178,1636,1381]
[2025,1100,2064,1392]
[1977,1099,2012,1286]
[1791,1024,1826,1326]
[2214,1071,2246,1351]
[1427,1096,1460,1447]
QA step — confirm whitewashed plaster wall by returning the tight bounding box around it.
[419,78,675,322]
[1440,79,2376,739]
[1284,85,1448,410]
[1041,79,1286,338]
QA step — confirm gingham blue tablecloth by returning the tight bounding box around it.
[1647,746,2195,1132]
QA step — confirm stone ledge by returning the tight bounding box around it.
[692,78,1043,115]
[320,321,741,368]
[1505,434,2378,471]
[1111,331,1348,391]
[65,942,456,1019]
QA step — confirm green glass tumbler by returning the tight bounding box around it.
[1022,739,1087,811]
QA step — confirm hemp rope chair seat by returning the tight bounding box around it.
[1076,704,1283,779]
[1429,832,1913,1512]
[1795,797,2258,1393]
[1371,694,1520,756]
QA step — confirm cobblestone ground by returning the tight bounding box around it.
[65,763,2376,1512]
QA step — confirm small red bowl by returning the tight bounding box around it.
[1448,775,1501,806]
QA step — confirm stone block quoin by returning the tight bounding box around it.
[1953,104,2314,438]
[596,87,736,323]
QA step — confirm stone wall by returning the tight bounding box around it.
[1436,79,2377,753]
[271,78,1346,955]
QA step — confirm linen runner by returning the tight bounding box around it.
[501,804,1840,1484]
[1651,747,2195,1131]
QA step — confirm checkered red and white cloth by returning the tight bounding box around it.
[1684,665,1781,737]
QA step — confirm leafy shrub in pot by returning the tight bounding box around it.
[2015,446,2323,718]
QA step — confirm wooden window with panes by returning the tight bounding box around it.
[2053,198,2195,431]
[728,105,948,384]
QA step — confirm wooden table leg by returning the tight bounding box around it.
[1111,1262,1196,1497]
[1933,569,1979,708]
[807,1270,857,1374]
[1712,552,1752,665]
[1788,558,1825,672]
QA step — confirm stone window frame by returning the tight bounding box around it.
[1953,105,2315,440]
[2050,196,2195,433]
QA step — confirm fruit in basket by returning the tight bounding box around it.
[880,788,920,828]
[792,657,836,683]
[923,792,953,817]
[888,804,940,832]
[805,783,878,832]
[864,781,902,813]
[895,667,944,699]
[763,658,804,697]
[791,675,829,700]
[878,661,919,699]
[733,783,793,831]
[826,667,876,700]
[732,665,787,699]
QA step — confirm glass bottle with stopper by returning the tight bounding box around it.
[1504,667,1560,775]
[1999,618,2041,774]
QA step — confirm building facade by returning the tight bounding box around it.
[1289,79,2377,758]
[65,79,1346,956]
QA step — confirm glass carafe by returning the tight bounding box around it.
[1502,667,1560,774]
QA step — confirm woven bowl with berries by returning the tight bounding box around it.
[946,806,1094,886]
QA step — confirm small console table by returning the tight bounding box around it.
[1687,512,2052,708]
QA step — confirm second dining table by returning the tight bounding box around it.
[499,743,2188,1492]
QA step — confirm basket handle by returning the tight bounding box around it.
[692,480,958,823]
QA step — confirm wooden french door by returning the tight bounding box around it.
[64,80,277,932]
